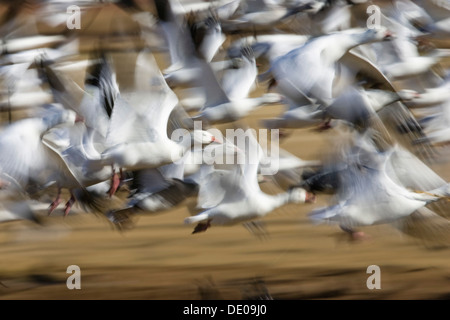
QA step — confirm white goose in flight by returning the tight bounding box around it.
[308,131,447,240]
[184,131,315,234]
[264,27,394,107]
[84,51,216,197]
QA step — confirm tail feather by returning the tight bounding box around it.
[184,212,210,225]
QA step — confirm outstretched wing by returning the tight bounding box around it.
[106,51,179,146]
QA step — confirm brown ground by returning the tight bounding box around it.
[0,2,450,300]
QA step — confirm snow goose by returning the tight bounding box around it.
[84,51,216,197]
[282,0,354,36]
[219,46,258,102]
[261,84,418,131]
[0,45,78,113]
[296,126,380,195]
[410,4,450,40]
[412,98,450,147]
[0,103,84,217]
[363,5,450,82]
[380,46,450,81]
[308,131,448,240]
[228,33,310,66]
[215,0,242,20]
[407,0,450,38]
[193,91,284,124]
[219,0,324,33]
[391,206,450,248]
[189,46,284,124]
[0,61,51,119]
[422,17,450,38]
[162,32,268,122]
[156,1,281,119]
[182,139,242,177]
[105,154,198,228]
[154,0,225,75]
[261,102,323,130]
[38,54,126,215]
[258,147,322,191]
[0,200,38,224]
[42,119,117,216]
[0,63,53,112]
[402,72,450,146]
[321,85,420,131]
[176,44,261,111]
[264,27,394,108]
[189,11,227,63]
[155,0,253,110]
[184,131,315,234]
[302,125,448,196]
[0,181,52,225]
[106,140,240,229]
[403,73,450,108]
[219,0,289,32]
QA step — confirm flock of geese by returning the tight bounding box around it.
[0,0,450,246]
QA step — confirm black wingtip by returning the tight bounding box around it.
[154,0,174,22]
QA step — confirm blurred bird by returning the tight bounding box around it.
[184,131,315,234]
[308,130,449,240]
[262,27,394,108]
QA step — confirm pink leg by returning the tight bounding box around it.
[107,169,121,198]
[341,225,370,242]
[48,187,62,215]
[118,168,125,187]
[64,194,76,217]
[351,231,370,241]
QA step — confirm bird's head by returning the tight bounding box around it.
[288,187,316,204]
[397,89,421,101]
[191,130,219,145]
